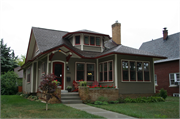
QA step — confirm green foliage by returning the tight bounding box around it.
[16,92,23,95]
[118,97,125,103]
[102,101,109,105]
[94,101,103,105]
[124,96,165,103]
[27,95,39,100]
[1,71,18,95]
[80,81,87,86]
[97,96,108,102]
[109,100,119,104]
[154,114,167,118]
[17,78,22,86]
[83,99,93,104]
[159,88,167,99]
[21,93,30,98]
[15,54,25,66]
[0,39,18,74]
[66,86,72,89]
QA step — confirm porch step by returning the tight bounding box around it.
[61,92,82,104]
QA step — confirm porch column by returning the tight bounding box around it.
[115,54,118,88]
[31,62,34,93]
[96,59,98,81]
[36,61,38,92]
[46,54,49,74]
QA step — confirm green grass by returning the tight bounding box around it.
[88,96,179,118]
[1,95,103,118]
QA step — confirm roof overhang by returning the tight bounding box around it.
[154,58,179,63]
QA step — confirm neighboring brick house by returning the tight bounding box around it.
[139,28,180,96]
[20,22,166,97]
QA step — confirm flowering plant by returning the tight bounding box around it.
[89,84,116,88]
[52,80,61,86]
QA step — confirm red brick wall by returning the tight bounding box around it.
[155,60,179,96]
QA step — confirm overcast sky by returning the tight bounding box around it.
[0,0,179,57]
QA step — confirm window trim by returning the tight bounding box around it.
[75,35,81,45]
[75,62,96,82]
[84,35,89,45]
[121,59,151,82]
[169,73,179,86]
[99,60,114,82]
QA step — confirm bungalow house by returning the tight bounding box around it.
[139,28,180,96]
[21,22,166,97]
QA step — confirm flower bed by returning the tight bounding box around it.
[88,84,116,88]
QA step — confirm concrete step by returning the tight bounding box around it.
[61,90,68,93]
[61,100,82,104]
[61,92,79,96]
[61,96,81,100]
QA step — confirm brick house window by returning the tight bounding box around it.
[27,68,31,83]
[90,36,95,45]
[122,60,150,82]
[169,73,179,86]
[96,37,100,46]
[84,36,89,45]
[76,62,95,82]
[99,60,113,82]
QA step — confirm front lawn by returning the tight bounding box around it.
[1,95,103,118]
[88,96,179,118]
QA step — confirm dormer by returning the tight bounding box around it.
[63,30,111,52]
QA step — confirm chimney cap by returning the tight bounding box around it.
[163,27,167,30]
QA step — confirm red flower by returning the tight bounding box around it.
[56,80,57,81]
[81,79,83,81]
[79,80,80,82]
[100,85,102,87]
[115,86,116,88]
[106,85,107,87]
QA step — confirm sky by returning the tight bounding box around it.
[0,0,179,58]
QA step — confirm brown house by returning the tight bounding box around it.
[139,28,179,96]
[21,22,166,97]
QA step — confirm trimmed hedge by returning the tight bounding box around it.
[124,96,165,103]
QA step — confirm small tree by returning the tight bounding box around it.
[16,54,25,66]
[38,74,58,111]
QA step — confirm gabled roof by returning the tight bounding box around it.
[24,27,166,67]
[139,32,180,63]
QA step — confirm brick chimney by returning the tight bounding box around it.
[112,21,121,45]
[163,27,168,40]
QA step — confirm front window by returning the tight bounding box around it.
[169,73,179,86]
[122,60,150,82]
[99,60,113,82]
[76,62,95,82]
[87,64,95,81]
[77,63,84,81]
[75,35,80,45]
[155,74,157,85]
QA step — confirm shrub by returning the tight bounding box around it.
[1,71,18,95]
[80,81,87,86]
[159,88,167,99]
[109,100,119,104]
[97,96,108,102]
[124,96,164,103]
[102,101,109,105]
[118,97,125,103]
[21,93,30,98]
[16,92,23,95]
[94,101,103,105]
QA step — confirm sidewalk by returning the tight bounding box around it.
[65,104,136,119]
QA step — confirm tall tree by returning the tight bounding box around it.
[1,39,18,74]
[16,54,25,66]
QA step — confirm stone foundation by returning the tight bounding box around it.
[79,86,119,102]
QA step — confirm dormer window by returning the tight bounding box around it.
[96,37,100,46]
[75,35,80,45]
[84,36,89,45]
[90,36,95,45]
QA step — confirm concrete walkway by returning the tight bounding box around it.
[65,104,136,119]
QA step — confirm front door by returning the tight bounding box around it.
[53,62,64,89]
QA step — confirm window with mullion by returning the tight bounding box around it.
[99,64,103,81]
[90,36,95,45]
[108,61,113,81]
[75,35,80,45]
[87,64,94,81]
[137,62,143,81]
[77,63,84,81]
[84,36,89,45]
[122,61,129,81]
[104,62,107,81]
[169,73,180,86]
[96,37,100,46]
[144,62,150,81]
[130,61,136,81]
